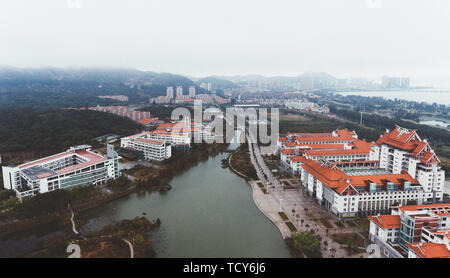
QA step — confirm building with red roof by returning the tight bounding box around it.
[407,242,450,258]
[120,132,171,162]
[368,203,450,258]
[278,126,445,206]
[298,158,424,218]
[377,126,445,203]
[2,145,120,201]
[139,117,159,127]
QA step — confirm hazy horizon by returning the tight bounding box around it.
[1,0,450,87]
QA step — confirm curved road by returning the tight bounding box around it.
[122,239,134,258]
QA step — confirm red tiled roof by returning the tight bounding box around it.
[399,203,450,216]
[290,156,306,163]
[281,149,295,155]
[301,159,419,195]
[411,141,427,156]
[36,173,52,179]
[56,150,107,174]
[295,129,356,143]
[407,242,450,258]
[368,215,401,229]
[305,140,371,157]
[421,151,438,163]
[140,118,158,125]
[306,144,346,150]
[287,132,332,137]
[158,123,178,127]
[19,151,72,169]
[136,138,164,145]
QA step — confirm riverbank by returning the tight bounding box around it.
[24,217,159,258]
[247,180,291,239]
[77,152,292,258]
[227,153,251,180]
[0,143,229,239]
[226,148,289,236]
[1,137,291,258]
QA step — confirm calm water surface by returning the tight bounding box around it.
[0,136,291,258]
[79,152,291,258]
[336,90,450,105]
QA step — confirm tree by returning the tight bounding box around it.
[291,231,321,258]
[134,233,145,245]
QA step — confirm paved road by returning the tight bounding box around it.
[248,131,367,257]
[223,107,368,257]
[70,209,79,235]
[122,239,134,258]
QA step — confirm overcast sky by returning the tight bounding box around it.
[1,0,450,86]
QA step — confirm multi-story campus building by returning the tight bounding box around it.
[278,129,380,173]
[2,145,120,200]
[148,118,215,146]
[121,118,215,159]
[368,203,450,258]
[299,159,424,217]
[120,132,172,161]
[377,126,445,202]
[277,126,446,218]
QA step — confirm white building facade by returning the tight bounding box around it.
[120,132,171,162]
[2,145,120,200]
[377,126,445,203]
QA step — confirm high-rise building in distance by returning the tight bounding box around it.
[166,86,174,98]
[382,76,410,89]
[176,86,183,97]
[189,86,196,97]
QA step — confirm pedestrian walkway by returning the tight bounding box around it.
[247,140,368,258]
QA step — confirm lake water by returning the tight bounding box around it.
[419,120,449,128]
[0,133,291,258]
[336,90,450,106]
[79,151,291,257]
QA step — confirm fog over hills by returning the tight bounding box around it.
[0,66,194,89]
[0,67,197,108]
[200,72,336,83]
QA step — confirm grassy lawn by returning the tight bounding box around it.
[121,165,158,180]
[335,221,345,228]
[286,222,297,232]
[346,220,357,227]
[320,219,333,229]
[230,146,258,179]
[331,233,365,248]
[279,212,289,221]
[354,217,370,232]
[420,115,450,124]
[280,112,310,121]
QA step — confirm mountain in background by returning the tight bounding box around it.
[194,76,238,90]
[204,72,336,83]
[0,66,194,93]
[0,67,196,108]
